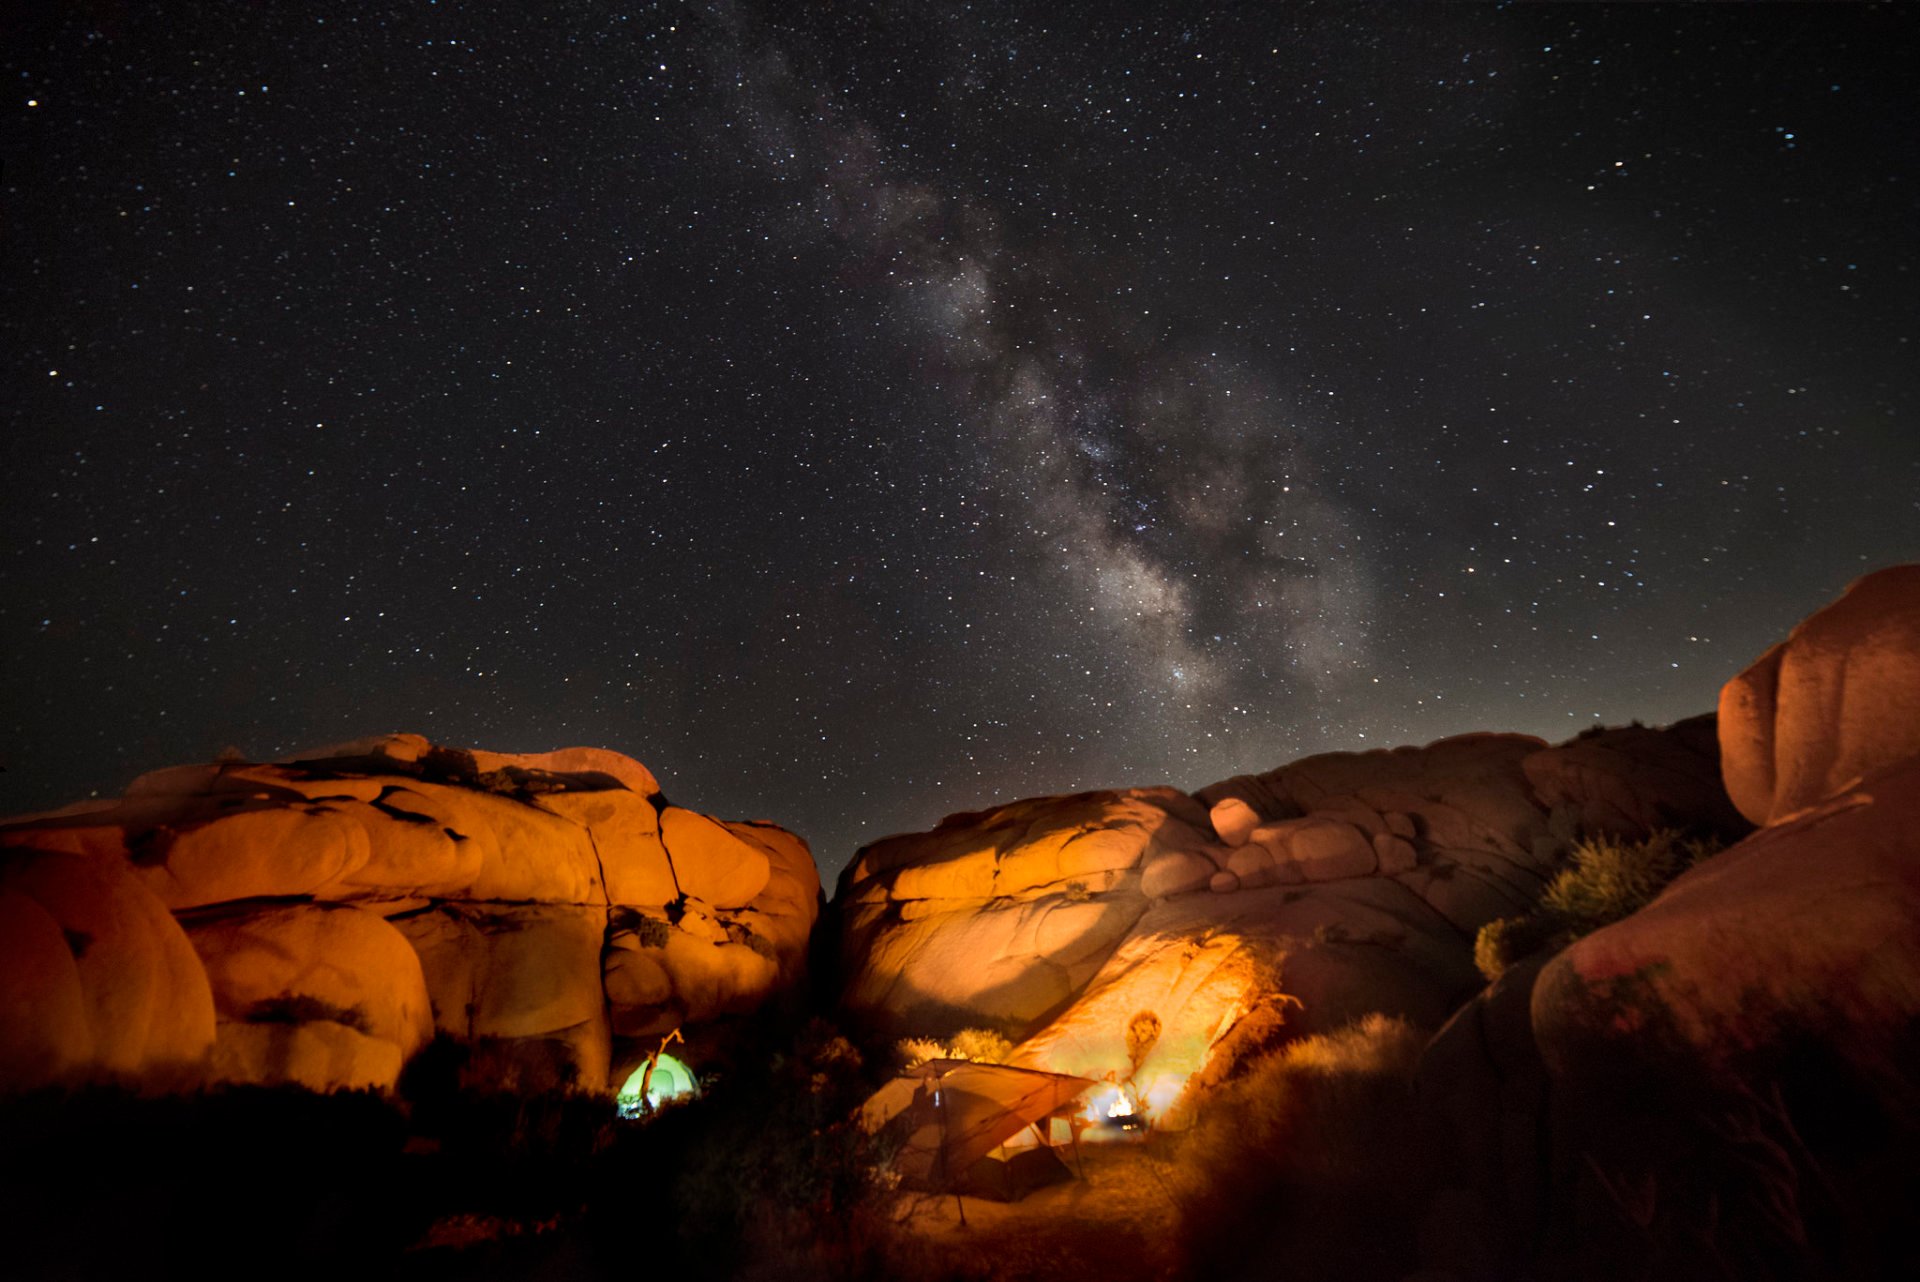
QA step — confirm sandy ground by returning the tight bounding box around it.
[880,1138,1187,1282]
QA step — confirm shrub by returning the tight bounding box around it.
[1475,830,1727,981]
[946,1027,1014,1064]
[639,915,672,948]
[894,1028,1015,1068]
[1473,912,1565,982]
[1172,1015,1428,1279]
[654,1018,892,1280]
[1541,830,1684,933]
[894,1037,945,1070]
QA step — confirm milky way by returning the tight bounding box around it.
[4,3,1916,873]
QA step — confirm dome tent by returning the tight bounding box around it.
[616,1052,697,1118]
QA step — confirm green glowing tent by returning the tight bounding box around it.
[615,1052,697,1118]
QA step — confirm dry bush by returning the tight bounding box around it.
[946,1027,1014,1065]
[894,1036,945,1070]
[1474,912,1562,982]
[1542,830,1682,932]
[1171,1014,1429,1280]
[894,1028,1014,1068]
[1476,830,1725,980]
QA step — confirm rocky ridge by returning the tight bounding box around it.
[0,734,819,1095]
[833,713,1745,1119]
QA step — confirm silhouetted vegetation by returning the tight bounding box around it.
[1171,1014,1429,1281]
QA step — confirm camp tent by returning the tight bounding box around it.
[615,1052,697,1118]
[859,1059,1096,1201]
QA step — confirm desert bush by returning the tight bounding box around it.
[894,1027,1013,1068]
[946,1027,1014,1064]
[1542,830,1684,933]
[1477,830,1726,980]
[1474,912,1563,982]
[894,1036,945,1069]
[0,1086,417,1278]
[1172,1014,1428,1280]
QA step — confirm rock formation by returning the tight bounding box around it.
[834,717,1745,1123]
[1718,562,1920,825]
[0,734,819,1095]
[1421,563,1920,1277]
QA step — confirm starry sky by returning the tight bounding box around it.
[5,2,1917,876]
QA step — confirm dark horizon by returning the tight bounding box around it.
[5,2,1917,877]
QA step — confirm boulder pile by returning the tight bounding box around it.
[835,713,1745,1121]
[0,734,819,1095]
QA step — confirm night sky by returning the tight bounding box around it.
[5,2,1916,876]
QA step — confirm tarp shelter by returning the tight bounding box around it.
[859,1059,1096,1201]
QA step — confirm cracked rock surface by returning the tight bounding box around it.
[0,733,819,1094]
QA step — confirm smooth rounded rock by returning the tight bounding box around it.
[1718,564,1920,826]
[1290,820,1378,881]
[1141,850,1219,898]
[1209,797,1263,847]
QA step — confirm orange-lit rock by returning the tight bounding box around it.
[1719,564,1920,825]
[836,719,1742,1126]
[0,849,215,1091]
[1142,849,1220,898]
[1409,569,1920,1277]
[660,806,772,909]
[540,788,677,905]
[210,1019,404,1094]
[1208,796,1262,846]
[1373,831,1418,874]
[1224,844,1277,888]
[0,890,92,1086]
[390,903,609,1089]
[188,903,433,1092]
[1280,817,1378,881]
[0,735,819,1095]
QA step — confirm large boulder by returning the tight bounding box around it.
[1533,751,1920,1088]
[390,903,610,1090]
[1413,575,1920,1279]
[0,734,819,1094]
[834,788,1211,1037]
[188,903,435,1093]
[1719,564,1920,825]
[0,850,216,1090]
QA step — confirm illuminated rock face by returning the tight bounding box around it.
[0,734,819,1095]
[1718,564,1920,826]
[835,721,1743,1123]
